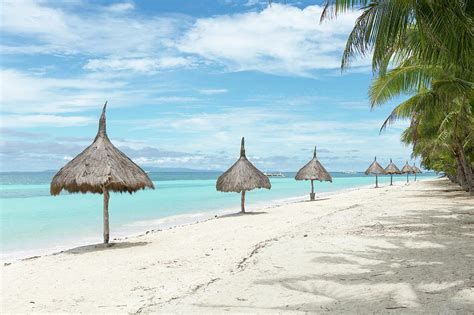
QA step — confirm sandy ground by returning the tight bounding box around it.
[1,178,473,314]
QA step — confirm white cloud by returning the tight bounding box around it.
[0,69,128,113]
[177,4,368,76]
[244,0,263,6]
[131,107,408,163]
[84,57,194,72]
[0,0,186,56]
[0,69,194,114]
[1,115,93,128]
[105,2,135,13]
[198,89,228,95]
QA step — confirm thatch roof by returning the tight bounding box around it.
[401,162,414,174]
[412,164,422,174]
[216,137,271,193]
[51,102,154,195]
[364,157,386,175]
[385,159,401,174]
[295,146,332,182]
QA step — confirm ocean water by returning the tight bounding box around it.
[0,171,436,261]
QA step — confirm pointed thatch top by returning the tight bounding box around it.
[216,137,271,193]
[401,161,414,174]
[412,163,422,174]
[364,156,386,175]
[50,102,154,195]
[295,146,332,182]
[385,158,401,174]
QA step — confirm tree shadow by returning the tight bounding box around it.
[192,180,473,313]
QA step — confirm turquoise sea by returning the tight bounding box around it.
[0,171,437,261]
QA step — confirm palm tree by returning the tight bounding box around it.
[321,0,473,192]
[321,0,472,74]
[368,60,473,192]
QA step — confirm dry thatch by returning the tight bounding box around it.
[216,137,271,193]
[50,102,154,244]
[412,164,422,174]
[384,159,401,175]
[365,157,385,188]
[51,103,154,195]
[295,146,332,182]
[216,137,270,212]
[401,162,414,174]
[364,157,386,175]
[401,161,414,183]
[385,158,401,186]
[412,163,422,181]
[295,146,332,201]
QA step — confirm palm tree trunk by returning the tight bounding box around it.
[241,190,246,213]
[310,179,315,201]
[456,142,473,193]
[102,187,110,244]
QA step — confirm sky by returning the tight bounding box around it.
[0,0,416,172]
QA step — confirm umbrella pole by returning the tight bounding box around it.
[407,173,409,183]
[241,190,246,213]
[310,179,315,201]
[375,174,378,188]
[415,173,417,181]
[103,187,110,244]
[390,175,393,186]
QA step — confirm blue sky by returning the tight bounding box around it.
[0,0,415,172]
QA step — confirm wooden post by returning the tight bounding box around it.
[407,173,409,183]
[414,173,417,181]
[390,174,393,186]
[310,179,315,201]
[103,187,110,244]
[241,190,246,213]
[375,174,378,188]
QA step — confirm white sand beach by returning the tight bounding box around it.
[1,178,473,313]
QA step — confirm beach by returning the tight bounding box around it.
[1,178,473,313]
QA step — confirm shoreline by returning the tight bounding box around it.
[1,178,431,263]
[2,178,472,313]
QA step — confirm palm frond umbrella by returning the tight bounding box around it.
[51,102,154,244]
[216,137,271,213]
[384,158,401,186]
[364,156,386,188]
[412,163,422,181]
[401,161,414,183]
[295,146,332,201]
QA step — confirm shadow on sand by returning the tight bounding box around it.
[64,241,149,255]
[218,211,267,219]
[190,180,474,313]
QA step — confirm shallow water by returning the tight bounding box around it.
[0,171,436,260]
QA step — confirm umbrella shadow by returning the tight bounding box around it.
[218,211,268,219]
[63,241,149,255]
[298,197,331,203]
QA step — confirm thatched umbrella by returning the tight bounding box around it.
[384,158,401,186]
[364,156,386,188]
[401,161,414,183]
[295,146,332,201]
[51,102,154,244]
[412,163,422,181]
[216,137,271,213]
